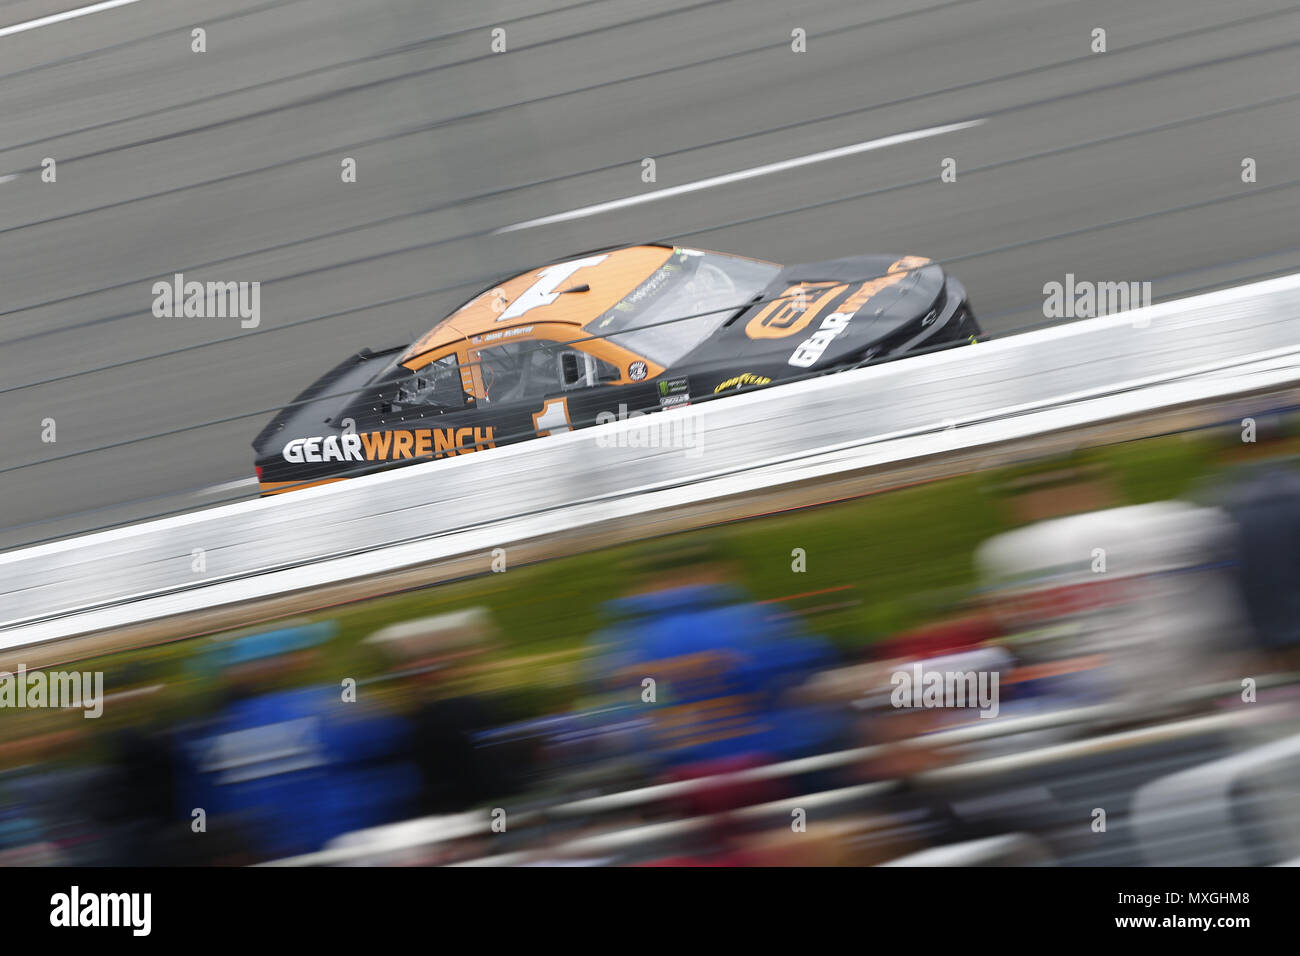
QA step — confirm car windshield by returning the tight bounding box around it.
[583,248,780,366]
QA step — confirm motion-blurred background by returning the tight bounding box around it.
[4,414,1300,866]
[3,0,1300,867]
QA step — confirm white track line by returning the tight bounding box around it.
[0,175,16,185]
[494,118,986,233]
[0,0,144,39]
[192,476,259,498]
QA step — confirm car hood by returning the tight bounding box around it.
[680,254,946,373]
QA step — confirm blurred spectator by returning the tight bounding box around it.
[976,450,1246,713]
[637,754,781,866]
[0,752,73,866]
[1196,410,1300,668]
[84,667,181,865]
[877,609,999,662]
[175,622,418,862]
[589,538,840,776]
[366,608,525,815]
[855,706,1068,862]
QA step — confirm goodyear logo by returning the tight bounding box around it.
[713,373,772,393]
[283,428,496,463]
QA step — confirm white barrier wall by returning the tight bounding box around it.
[3,273,1300,648]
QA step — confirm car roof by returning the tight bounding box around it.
[400,244,679,369]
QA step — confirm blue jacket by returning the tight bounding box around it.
[176,686,418,859]
[594,585,838,768]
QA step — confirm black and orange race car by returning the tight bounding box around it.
[252,244,980,494]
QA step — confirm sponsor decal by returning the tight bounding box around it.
[788,311,853,367]
[595,251,688,328]
[282,428,496,463]
[657,376,691,409]
[532,397,572,436]
[628,360,648,381]
[713,372,772,393]
[498,255,607,322]
[752,256,930,344]
[471,326,532,345]
[744,282,847,339]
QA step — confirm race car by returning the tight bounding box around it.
[253,244,980,494]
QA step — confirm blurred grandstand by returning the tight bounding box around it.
[4,410,1300,867]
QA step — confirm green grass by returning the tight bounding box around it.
[31,429,1228,732]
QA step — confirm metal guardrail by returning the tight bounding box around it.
[279,702,1289,867]
[459,701,1292,867]
[878,833,1055,866]
[264,699,1114,866]
[4,273,1300,648]
[1132,729,1300,865]
[263,676,1299,867]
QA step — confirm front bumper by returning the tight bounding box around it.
[894,275,982,354]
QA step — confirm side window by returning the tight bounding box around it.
[475,341,566,404]
[472,341,624,403]
[395,354,465,410]
[587,353,622,385]
[556,349,620,390]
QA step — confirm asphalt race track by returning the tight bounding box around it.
[2,0,1299,549]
